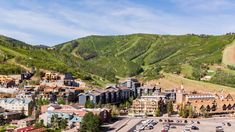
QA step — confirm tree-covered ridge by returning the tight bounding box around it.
[1,34,235,87]
[57,34,235,81]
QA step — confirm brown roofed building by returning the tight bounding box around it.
[189,94,235,115]
[0,76,15,88]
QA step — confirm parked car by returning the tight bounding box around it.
[197,121,200,124]
[163,124,170,131]
[183,128,191,132]
[161,129,168,132]
[170,125,176,129]
[191,126,199,130]
[216,126,224,132]
[146,125,154,130]
[152,121,157,125]
[227,122,231,126]
[159,119,163,122]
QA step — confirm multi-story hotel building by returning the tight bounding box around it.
[0,98,33,116]
[130,96,160,116]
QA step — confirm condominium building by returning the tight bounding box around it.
[185,94,215,102]
[0,98,33,116]
[131,97,159,116]
[176,89,215,104]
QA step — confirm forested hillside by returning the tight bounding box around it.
[56,34,235,86]
[0,35,84,78]
[1,34,235,87]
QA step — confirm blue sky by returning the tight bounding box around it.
[0,0,235,45]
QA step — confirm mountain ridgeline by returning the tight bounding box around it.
[1,34,235,87]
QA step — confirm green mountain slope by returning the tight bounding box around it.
[1,34,235,87]
[56,34,235,79]
[0,35,83,77]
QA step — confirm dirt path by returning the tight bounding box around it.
[7,58,31,71]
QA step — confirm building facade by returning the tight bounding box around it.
[0,98,33,116]
[131,97,159,116]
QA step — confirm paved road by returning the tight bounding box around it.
[117,118,142,132]
[103,117,129,132]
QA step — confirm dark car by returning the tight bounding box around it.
[159,119,163,122]
[191,126,199,130]
[216,126,224,132]
[227,122,231,126]
[197,121,200,124]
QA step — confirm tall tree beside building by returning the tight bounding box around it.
[167,100,174,115]
[178,104,196,118]
[50,114,68,130]
[34,120,44,128]
[200,106,209,118]
[182,105,189,118]
[178,104,184,117]
[188,105,194,118]
[80,112,102,132]
[57,97,66,105]
[85,100,95,108]
[155,107,161,117]
[51,115,60,130]
[158,97,165,114]
[111,105,119,118]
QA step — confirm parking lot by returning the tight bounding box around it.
[116,117,235,132]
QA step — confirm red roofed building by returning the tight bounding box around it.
[14,126,34,132]
[14,126,46,132]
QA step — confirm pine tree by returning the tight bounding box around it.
[80,112,101,132]
[167,100,174,115]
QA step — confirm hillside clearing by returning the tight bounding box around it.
[146,73,235,95]
[222,39,235,66]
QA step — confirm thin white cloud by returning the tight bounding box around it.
[0,28,34,43]
[171,0,235,12]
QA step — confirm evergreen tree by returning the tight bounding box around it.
[85,100,95,108]
[178,104,184,117]
[59,118,68,129]
[111,105,119,118]
[188,105,194,118]
[167,100,174,115]
[182,105,189,118]
[80,112,101,132]
[57,97,66,105]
